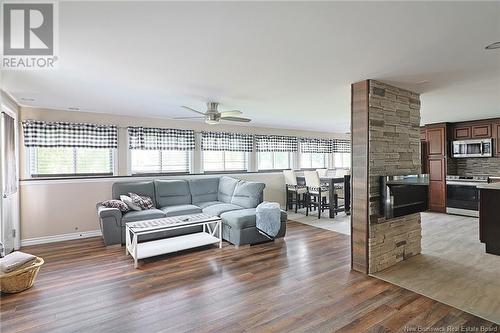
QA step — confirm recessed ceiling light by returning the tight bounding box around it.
[416,80,430,84]
[20,97,35,102]
[485,42,500,50]
[68,107,80,111]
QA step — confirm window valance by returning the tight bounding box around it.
[128,127,195,151]
[333,139,351,153]
[300,138,334,153]
[255,135,298,152]
[22,120,118,148]
[201,132,253,152]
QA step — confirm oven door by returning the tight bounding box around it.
[446,184,479,211]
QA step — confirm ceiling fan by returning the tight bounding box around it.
[174,102,251,125]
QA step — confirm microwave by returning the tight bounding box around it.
[452,138,493,158]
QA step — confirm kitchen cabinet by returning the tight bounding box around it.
[472,124,491,138]
[454,126,471,140]
[427,127,446,155]
[495,123,500,156]
[423,124,448,213]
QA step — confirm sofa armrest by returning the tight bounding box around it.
[97,205,122,227]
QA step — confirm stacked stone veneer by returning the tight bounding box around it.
[368,80,422,274]
[448,157,500,177]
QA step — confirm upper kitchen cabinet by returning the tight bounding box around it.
[427,126,446,155]
[472,124,491,138]
[454,126,471,140]
[453,122,493,140]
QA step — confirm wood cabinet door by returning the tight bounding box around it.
[427,127,446,155]
[428,157,446,212]
[454,126,471,140]
[472,124,491,138]
[496,124,500,156]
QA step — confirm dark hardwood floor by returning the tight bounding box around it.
[1,221,497,333]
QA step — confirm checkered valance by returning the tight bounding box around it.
[300,138,334,153]
[255,135,298,152]
[333,139,351,153]
[128,127,195,151]
[22,120,118,148]
[201,132,253,152]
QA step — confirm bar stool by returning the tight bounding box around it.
[304,170,330,219]
[283,170,306,213]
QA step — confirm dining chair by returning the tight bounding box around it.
[316,168,328,178]
[333,169,350,208]
[304,170,330,219]
[283,170,306,213]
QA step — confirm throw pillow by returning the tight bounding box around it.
[100,199,130,213]
[120,195,142,211]
[129,192,154,210]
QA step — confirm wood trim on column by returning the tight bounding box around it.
[350,80,370,274]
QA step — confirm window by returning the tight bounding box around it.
[130,150,190,174]
[23,120,117,177]
[128,127,195,175]
[258,151,292,170]
[203,151,247,172]
[333,152,351,168]
[301,153,329,169]
[201,131,252,173]
[29,147,114,176]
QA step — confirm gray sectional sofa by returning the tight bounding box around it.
[97,176,287,246]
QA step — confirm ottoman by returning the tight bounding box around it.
[220,208,287,246]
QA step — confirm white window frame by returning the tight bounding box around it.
[128,149,193,175]
[300,152,329,170]
[26,146,117,178]
[202,151,248,173]
[257,151,293,171]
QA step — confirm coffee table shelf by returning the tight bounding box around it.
[125,214,222,268]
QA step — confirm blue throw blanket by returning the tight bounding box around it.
[256,202,281,239]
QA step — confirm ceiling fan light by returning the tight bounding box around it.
[205,119,219,125]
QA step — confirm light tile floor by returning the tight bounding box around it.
[373,212,500,324]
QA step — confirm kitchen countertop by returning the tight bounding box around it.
[477,183,500,190]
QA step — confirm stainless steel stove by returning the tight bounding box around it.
[446,175,489,217]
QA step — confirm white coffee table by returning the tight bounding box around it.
[125,213,222,268]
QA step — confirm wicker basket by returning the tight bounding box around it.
[0,257,44,294]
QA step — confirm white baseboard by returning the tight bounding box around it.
[21,230,102,247]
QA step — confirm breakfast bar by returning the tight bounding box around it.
[477,183,500,255]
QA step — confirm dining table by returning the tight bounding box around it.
[295,175,351,218]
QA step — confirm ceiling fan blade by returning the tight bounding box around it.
[221,116,251,123]
[220,110,242,117]
[172,116,205,120]
[181,106,206,116]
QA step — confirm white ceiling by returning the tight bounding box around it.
[3,1,500,133]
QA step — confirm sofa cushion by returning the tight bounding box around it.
[188,178,220,204]
[122,209,166,225]
[196,201,223,209]
[129,193,154,210]
[202,203,243,216]
[154,180,191,208]
[113,181,156,206]
[221,208,287,230]
[218,176,239,203]
[161,204,202,217]
[231,180,265,208]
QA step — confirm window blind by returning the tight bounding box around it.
[333,139,351,153]
[255,135,298,152]
[128,127,195,151]
[23,120,117,148]
[201,131,253,152]
[300,138,334,153]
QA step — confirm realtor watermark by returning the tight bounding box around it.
[1,1,59,70]
[404,325,498,332]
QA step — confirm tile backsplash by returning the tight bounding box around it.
[448,157,500,177]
